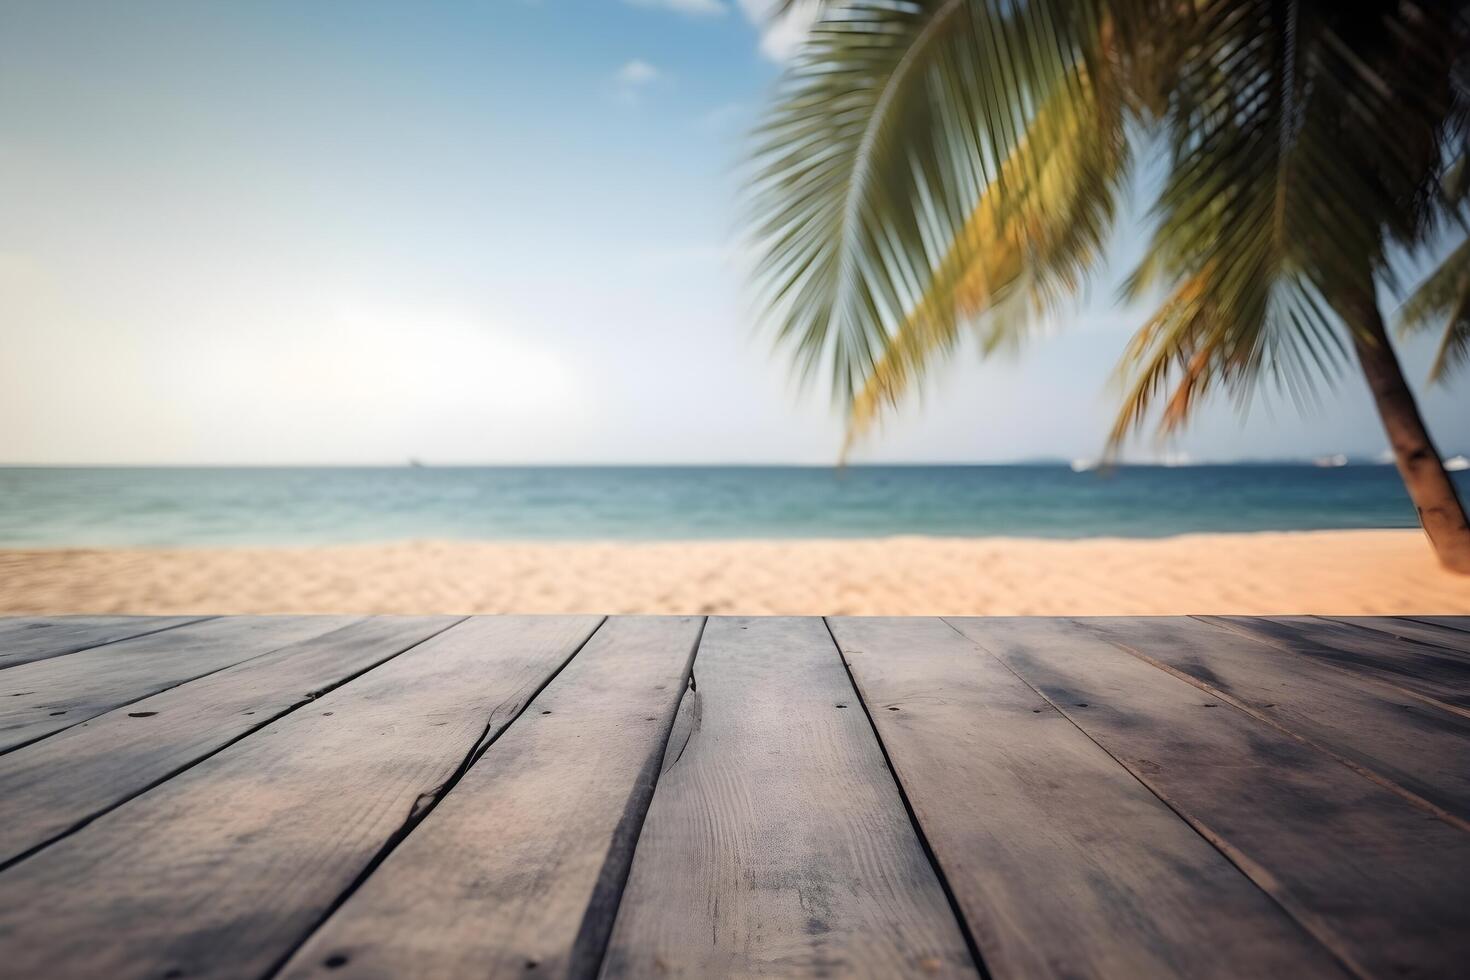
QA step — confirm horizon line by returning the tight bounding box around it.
[0,459,1415,470]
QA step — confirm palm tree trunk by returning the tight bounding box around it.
[1341,288,1470,574]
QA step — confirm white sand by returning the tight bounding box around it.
[3,529,1468,615]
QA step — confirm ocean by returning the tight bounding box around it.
[1,464,1462,548]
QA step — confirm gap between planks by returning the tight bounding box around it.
[1075,616,1470,834]
[943,616,1470,979]
[823,616,992,980]
[0,616,215,671]
[0,616,468,871]
[274,615,702,980]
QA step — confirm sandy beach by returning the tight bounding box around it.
[3,528,1467,616]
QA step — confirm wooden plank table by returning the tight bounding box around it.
[0,614,1466,979]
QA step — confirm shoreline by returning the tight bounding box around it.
[0,523,1435,551]
[4,528,1468,616]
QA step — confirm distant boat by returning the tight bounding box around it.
[408,458,426,468]
[1313,454,1348,468]
[1446,455,1470,472]
[1070,458,1098,473]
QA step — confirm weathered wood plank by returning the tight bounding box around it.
[1081,616,1470,826]
[952,616,1470,979]
[0,615,602,980]
[600,617,976,979]
[828,617,1344,980]
[1326,617,1470,658]
[1205,615,1470,713]
[275,615,703,980]
[0,616,359,752]
[0,615,459,868]
[0,616,209,669]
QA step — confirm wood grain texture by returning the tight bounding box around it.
[0,615,459,867]
[0,615,358,752]
[1080,616,1470,825]
[276,615,703,980]
[600,617,976,979]
[828,617,1344,980]
[952,616,1470,979]
[1325,617,1470,658]
[0,616,208,669]
[1206,615,1470,714]
[1409,616,1470,635]
[0,615,601,980]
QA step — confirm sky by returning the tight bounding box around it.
[0,0,1466,466]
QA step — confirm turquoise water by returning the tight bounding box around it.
[0,465,1460,547]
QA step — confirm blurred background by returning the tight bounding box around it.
[2,0,1468,616]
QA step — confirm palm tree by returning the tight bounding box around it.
[747,0,1470,572]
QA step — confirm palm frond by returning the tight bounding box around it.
[1108,0,1465,448]
[1399,235,1470,382]
[747,0,1100,404]
[1109,271,1340,451]
[845,60,1130,447]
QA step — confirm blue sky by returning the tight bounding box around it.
[1,0,1466,465]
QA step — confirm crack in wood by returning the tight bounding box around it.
[658,672,701,777]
